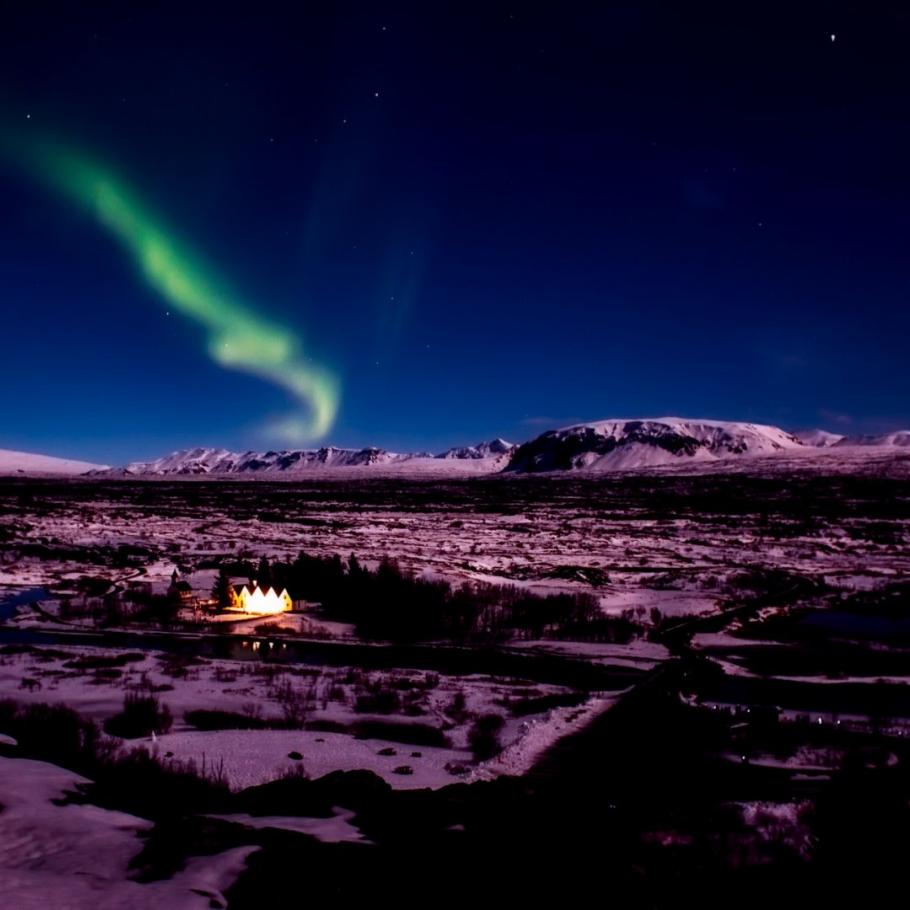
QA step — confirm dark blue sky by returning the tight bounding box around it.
[2,2,909,463]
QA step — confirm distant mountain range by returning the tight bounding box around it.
[3,418,910,477]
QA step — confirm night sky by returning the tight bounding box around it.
[2,2,910,463]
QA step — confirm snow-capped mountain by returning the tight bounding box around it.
[437,439,515,460]
[121,446,417,475]
[116,439,517,475]
[27,417,910,479]
[794,429,845,447]
[0,449,108,476]
[834,431,910,448]
[505,418,805,473]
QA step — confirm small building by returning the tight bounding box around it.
[167,569,195,604]
[230,579,293,615]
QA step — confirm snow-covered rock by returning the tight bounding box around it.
[0,449,107,476]
[505,418,805,473]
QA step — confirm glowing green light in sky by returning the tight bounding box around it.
[1,130,340,442]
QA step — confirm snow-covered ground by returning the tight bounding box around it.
[470,691,620,781]
[0,644,600,789]
[152,727,469,790]
[4,482,903,628]
[205,808,368,843]
[0,755,256,909]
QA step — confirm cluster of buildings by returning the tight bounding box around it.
[167,570,297,615]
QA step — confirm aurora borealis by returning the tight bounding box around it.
[2,5,910,461]
[2,130,340,443]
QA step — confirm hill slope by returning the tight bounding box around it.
[0,449,108,475]
[505,418,804,473]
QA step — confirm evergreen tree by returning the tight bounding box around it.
[211,567,233,610]
[256,555,273,588]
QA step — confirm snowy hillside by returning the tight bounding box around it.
[795,429,845,447]
[834,431,910,447]
[0,448,107,476]
[121,446,417,475]
[505,418,805,473]
[117,442,513,476]
[437,439,515,460]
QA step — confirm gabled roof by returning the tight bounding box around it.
[233,582,288,597]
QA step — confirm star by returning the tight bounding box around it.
[374,91,380,98]
[830,34,836,42]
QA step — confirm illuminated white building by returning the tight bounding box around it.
[229,580,293,614]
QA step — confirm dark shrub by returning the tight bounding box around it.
[305,718,348,734]
[82,748,229,820]
[64,652,145,671]
[354,690,400,714]
[0,699,111,773]
[352,720,449,747]
[468,713,505,760]
[184,709,271,731]
[104,693,172,739]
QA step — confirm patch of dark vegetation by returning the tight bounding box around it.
[542,565,610,586]
[351,719,449,747]
[240,551,639,643]
[354,690,401,714]
[729,568,825,603]
[467,713,505,759]
[103,693,173,739]
[157,654,208,678]
[0,644,72,659]
[184,708,272,730]
[304,718,348,734]
[184,708,299,731]
[85,748,230,822]
[499,691,588,716]
[0,698,229,820]
[64,652,145,671]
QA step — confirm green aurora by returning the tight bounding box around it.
[1,130,340,443]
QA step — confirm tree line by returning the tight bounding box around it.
[214,551,643,644]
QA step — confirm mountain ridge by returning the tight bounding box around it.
[6,418,910,477]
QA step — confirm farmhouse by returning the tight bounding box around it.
[230,579,293,614]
